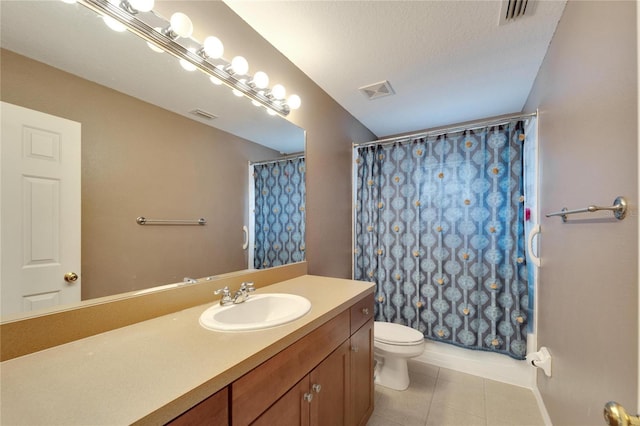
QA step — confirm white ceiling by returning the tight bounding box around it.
[2,1,567,149]
[224,0,567,138]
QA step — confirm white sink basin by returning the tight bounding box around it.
[199,293,311,331]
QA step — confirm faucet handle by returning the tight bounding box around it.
[214,286,230,295]
[213,286,231,301]
[242,282,255,292]
[214,286,233,305]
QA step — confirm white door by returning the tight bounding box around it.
[1,102,81,316]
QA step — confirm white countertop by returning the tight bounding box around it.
[0,275,374,425]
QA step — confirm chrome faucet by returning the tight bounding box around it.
[214,286,233,305]
[232,282,255,304]
[183,277,197,284]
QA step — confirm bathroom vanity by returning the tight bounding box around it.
[0,275,374,425]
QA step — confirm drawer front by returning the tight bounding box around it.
[232,309,350,425]
[350,294,374,334]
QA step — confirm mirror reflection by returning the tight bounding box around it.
[0,1,305,318]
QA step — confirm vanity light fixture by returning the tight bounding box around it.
[70,0,300,116]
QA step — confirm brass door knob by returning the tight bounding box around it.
[604,401,640,426]
[64,272,78,283]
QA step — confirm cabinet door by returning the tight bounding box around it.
[167,387,229,426]
[350,319,374,426]
[252,377,310,426]
[309,340,350,426]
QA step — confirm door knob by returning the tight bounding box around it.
[604,401,640,426]
[64,272,78,283]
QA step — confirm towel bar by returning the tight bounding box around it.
[545,196,627,222]
[136,216,206,225]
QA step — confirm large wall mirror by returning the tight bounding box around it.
[0,1,306,319]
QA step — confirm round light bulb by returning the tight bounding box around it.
[251,100,262,107]
[271,84,286,100]
[128,0,154,12]
[203,36,224,59]
[232,89,244,97]
[147,30,164,52]
[230,56,249,75]
[61,0,77,4]
[103,16,127,32]
[170,12,193,38]
[266,108,277,116]
[252,71,269,89]
[147,41,163,52]
[179,58,196,72]
[209,76,223,86]
[287,94,301,110]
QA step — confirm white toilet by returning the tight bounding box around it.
[374,321,425,391]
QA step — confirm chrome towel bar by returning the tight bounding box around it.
[136,216,206,226]
[545,196,627,222]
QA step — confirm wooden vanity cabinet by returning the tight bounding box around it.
[253,340,350,426]
[170,293,374,426]
[349,295,375,426]
[166,387,228,425]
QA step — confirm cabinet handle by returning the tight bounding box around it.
[303,392,313,403]
[351,346,359,352]
[312,383,322,393]
[362,308,369,315]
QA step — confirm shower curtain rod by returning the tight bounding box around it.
[353,111,537,149]
[250,152,305,166]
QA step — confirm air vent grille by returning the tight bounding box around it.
[499,0,535,25]
[359,80,395,100]
[189,109,217,120]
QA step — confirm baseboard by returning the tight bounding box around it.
[531,384,552,425]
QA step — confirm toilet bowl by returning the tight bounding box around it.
[374,321,425,391]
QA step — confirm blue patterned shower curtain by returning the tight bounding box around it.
[253,157,306,269]
[353,121,528,359]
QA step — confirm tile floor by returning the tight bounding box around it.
[367,360,545,426]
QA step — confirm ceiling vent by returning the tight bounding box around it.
[189,109,218,120]
[499,0,536,25]
[359,80,395,100]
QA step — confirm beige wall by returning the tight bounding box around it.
[1,49,280,300]
[158,2,376,279]
[524,1,638,424]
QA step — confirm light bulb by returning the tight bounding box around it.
[61,0,77,4]
[203,36,224,59]
[271,84,286,100]
[230,56,249,75]
[147,30,164,52]
[266,108,277,116]
[147,42,163,52]
[128,0,154,12]
[209,76,223,86]
[251,100,262,107]
[232,89,243,97]
[170,12,193,38]
[252,71,269,89]
[179,49,198,72]
[287,94,301,110]
[180,59,196,71]
[103,16,127,32]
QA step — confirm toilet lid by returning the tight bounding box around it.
[374,321,424,345]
